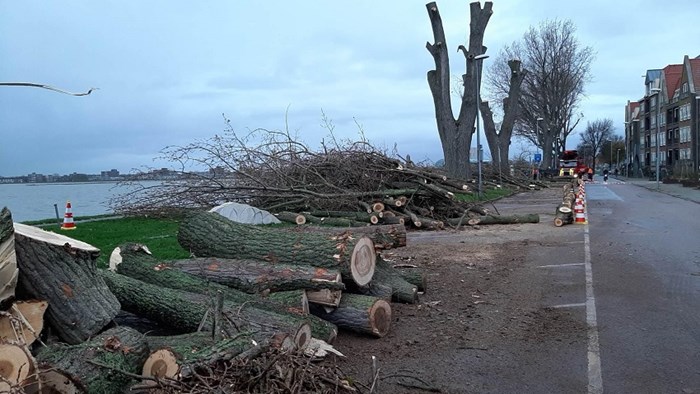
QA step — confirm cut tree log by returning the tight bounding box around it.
[309,294,391,338]
[305,288,343,307]
[394,267,428,293]
[12,223,120,344]
[0,300,48,346]
[165,256,345,294]
[282,224,407,250]
[99,270,325,347]
[448,213,540,226]
[141,331,293,383]
[178,212,376,286]
[554,206,573,227]
[300,213,367,228]
[306,211,382,225]
[371,258,419,304]
[275,211,306,225]
[33,326,149,394]
[109,243,312,315]
[0,342,34,393]
[0,207,18,306]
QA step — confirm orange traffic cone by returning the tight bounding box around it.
[61,201,76,230]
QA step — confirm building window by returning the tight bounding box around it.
[679,103,691,121]
[680,126,691,143]
[659,131,666,146]
[682,82,689,93]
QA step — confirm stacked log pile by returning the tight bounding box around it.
[110,131,545,228]
[554,180,578,227]
[0,206,426,393]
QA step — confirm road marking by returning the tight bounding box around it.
[537,263,584,268]
[584,224,603,393]
[549,302,586,309]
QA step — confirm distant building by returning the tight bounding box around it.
[625,54,700,179]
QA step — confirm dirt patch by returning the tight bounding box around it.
[323,186,584,393]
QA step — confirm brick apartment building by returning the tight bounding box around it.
[624,55,700,178]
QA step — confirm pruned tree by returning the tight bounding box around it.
[577,118,615,172]
[479,59,527,176]
[425,1,493,180]
[486,19,594,169]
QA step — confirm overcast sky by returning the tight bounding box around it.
[1,1,698,176]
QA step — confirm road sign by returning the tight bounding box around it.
[534,153,542,163]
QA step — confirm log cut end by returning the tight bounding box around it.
[369,299,392,338]
[0,343,33,391]
[349,237,376,287]
[13,223,99,252]
[142,348,180,383]
[0,300,48,346]
[293,323,313,351]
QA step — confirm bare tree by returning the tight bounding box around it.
[577,118,615,172]
[486,19,594,170]
[425,1,493,180]
[479,59,526,177]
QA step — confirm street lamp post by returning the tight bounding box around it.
[474,53,489,199]
[616,148,621,175]
[651,87,661,190]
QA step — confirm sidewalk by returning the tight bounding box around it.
[615,176,700,204]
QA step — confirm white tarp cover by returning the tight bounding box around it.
[209,202,281,225]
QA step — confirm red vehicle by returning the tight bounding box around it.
[558,150,588,178]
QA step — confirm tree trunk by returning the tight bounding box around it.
[309,294,391,338]
[425,1,493,180]
[394,267,428,293]
[481,59,526,174]
[34,326,149,394]
[468,214,540,225]
[282,224,407,250]
[110,243,311,314]
[178,212,376,286]
[348,258,418,304]
[99,270,327,347]
[13,223,120,344]
[167,256,344,294]
[0,207,18,307]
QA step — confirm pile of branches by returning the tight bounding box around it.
[141,348,355,394]
[111,120,536,222]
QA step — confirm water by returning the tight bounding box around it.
[0,182,152,222]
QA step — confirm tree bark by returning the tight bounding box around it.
[13,223,120,344]
[481,59,527,173]
[468,214,540,225]
[309,294,391,338]
[99,270,323,348]
[425,1,493,180]
[167,256,344,294]
[281,224,407,250]
[109,243,311,314]
[0,207,18,307]
[178,212,376,286]
[34,326,149,394]
[348,258,418,304]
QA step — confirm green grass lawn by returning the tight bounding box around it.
[40,216,190,268]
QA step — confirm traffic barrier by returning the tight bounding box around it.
[574,196,586,224]
[60,201,76,230]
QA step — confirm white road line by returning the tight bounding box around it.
[549,302,586,309]
[537,263,585,268]
[584,224,603,393]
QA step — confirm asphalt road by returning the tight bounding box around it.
[586,181,700,393]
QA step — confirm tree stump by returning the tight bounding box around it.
[13,223,120,344]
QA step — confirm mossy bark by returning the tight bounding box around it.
[309,294,391,338]
[13,223,120,344]
[36,326,149,394]
[177,212,375,286]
